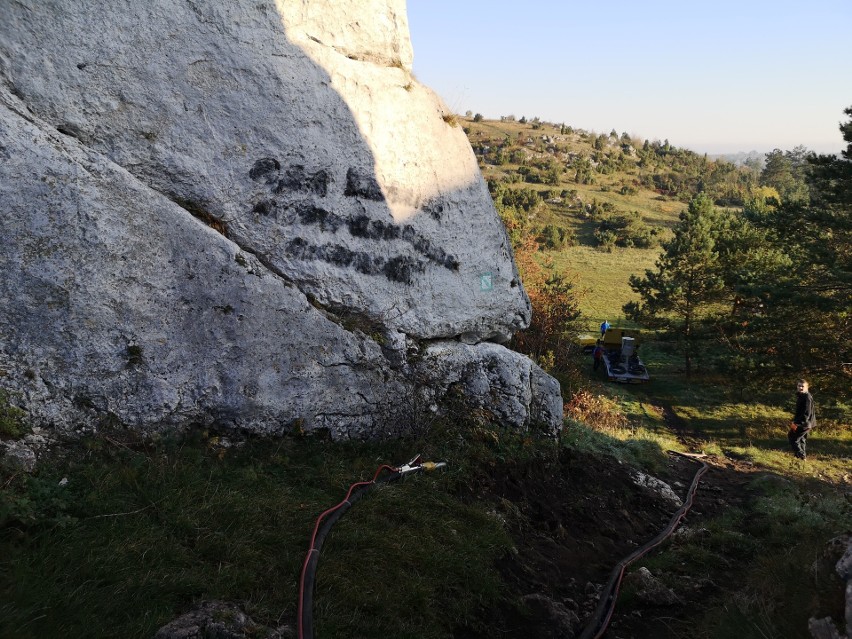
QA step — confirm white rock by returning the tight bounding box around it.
[0,0,529,340]
[0,0,561,438]
[632,471,683,507]
[0,440,37,473]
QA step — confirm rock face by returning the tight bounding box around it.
[0,0,562,438]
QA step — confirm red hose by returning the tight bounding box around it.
[296,464,397,639]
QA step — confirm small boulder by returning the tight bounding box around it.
[0,440,37,473]
[631,471,682,507]
[520,593,580,638]
[624,567,682,606]
[154,601,292,639]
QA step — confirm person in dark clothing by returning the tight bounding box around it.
[788,379,816,459]
[592,340,604,372]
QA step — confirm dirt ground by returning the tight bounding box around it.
[455,408,776,639]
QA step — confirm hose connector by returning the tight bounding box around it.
[396,454,448,476]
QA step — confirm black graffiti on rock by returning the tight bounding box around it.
[285,238,422,284]
[274,165,330,197]
[249,159,459,283]
[249,158,329,197]
[421,199,445,222]
[253,201,345,233]
[344,167,384,201]
[249,157,280,184]
[347,216,459,271]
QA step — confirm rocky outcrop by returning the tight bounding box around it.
[0,0,561,438]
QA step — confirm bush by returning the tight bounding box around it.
[500,187,543,212]
[593,211,660,249]
[594,229,618,252]
[0,391,29,439]
[536,225,575,250]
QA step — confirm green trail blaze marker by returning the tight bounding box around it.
[480,272,493,291]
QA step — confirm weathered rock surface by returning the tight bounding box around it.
[631,471,683,508]
[154,600,292,639]
[519,593,580,638]
[623,567,682,607]
[0,1,561,437]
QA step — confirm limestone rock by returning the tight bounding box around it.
[418,342,561,433]
[631,471,683,507]
[624,567,682,606]
[0,1,561,437]
[519,593,580,638]
[0,440,37,473]
[808,616,843,639]
[0,0,529,340]
[154,601,291,639]
[835,534,852,580]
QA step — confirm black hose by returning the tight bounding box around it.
[577,453,709,639]
[299,469,400,639]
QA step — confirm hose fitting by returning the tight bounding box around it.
[396,454,448,476]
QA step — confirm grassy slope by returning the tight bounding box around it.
[465,116,687,323]
[0,430,514,639]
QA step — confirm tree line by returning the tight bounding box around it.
[624,107,851,395]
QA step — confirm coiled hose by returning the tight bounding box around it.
[577,452,709,639]
[297,456,446,639]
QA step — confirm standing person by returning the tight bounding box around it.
[592,340,604,373]
[600,319,610,339]
[788,379,816,460]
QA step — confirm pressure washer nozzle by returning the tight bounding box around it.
[421,461,447,471]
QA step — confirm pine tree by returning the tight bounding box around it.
[624,193,725,376]
[741,107,852,390]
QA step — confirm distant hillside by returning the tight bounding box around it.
[460,116,761,321]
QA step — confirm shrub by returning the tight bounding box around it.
[536,224,574,250]
[564,390,630,431]
[593,211,660,249]
[0,391,28,439]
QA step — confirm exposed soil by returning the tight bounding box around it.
[455,405,774,639]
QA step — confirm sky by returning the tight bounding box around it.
[406,0,852,155]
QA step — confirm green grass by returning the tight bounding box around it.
[4,417,617,638]
[2,377,848,639]
[596,337,851,475]
[564,293,849,637]
[635,474,850,639]
[0,430,514,639]
[548,244,660,323]
[561,419,675,475]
